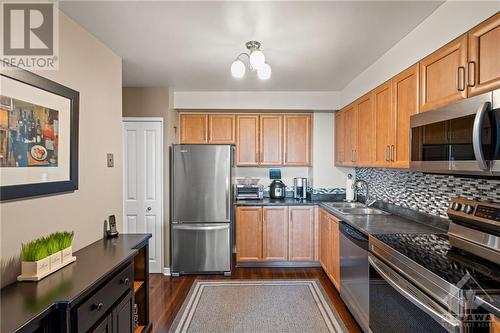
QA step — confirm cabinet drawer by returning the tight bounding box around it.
[76,263,134,333]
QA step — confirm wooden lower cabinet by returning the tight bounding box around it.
[236,206,318,264]
[262,207,289,261]
[319,209,340,290]
[236,207,263,262]
[289,206,315,261]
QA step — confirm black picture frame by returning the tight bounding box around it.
[0,65,79,201]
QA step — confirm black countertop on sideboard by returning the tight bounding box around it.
[1,233,151,333]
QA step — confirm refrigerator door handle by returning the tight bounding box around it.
[173,224,229,231]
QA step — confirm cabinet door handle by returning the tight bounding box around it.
[467,61,476,87]
[391,145,395,161]
[255,152,259,163]
[457,66,466,91]
[385,145,389,161]
[121,278,129,285]
[354,150,356,162]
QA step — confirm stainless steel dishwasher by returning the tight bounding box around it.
[340,221,369,333]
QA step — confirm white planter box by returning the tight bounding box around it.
[18,247,76,282]
[62,246,73,264]
[18,257,50,281]
[49,251,63,270]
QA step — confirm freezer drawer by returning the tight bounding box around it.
[171,223,231,274]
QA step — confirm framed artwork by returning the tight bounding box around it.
[0,64,79,200]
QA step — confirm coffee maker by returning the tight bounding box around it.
[293,177,308,199]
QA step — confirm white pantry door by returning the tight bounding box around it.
[123,119,163,273]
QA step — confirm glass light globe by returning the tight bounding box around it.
[249,50,265,69]
[257,63,272,80]
[231,59,246,78]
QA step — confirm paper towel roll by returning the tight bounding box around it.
[345,174,354,202]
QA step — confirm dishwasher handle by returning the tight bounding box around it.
[340,221,368,250]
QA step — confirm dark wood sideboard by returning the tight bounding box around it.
[1,234,152,333]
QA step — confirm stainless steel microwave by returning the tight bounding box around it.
[410,90,500,176]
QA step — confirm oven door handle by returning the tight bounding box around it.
[369,256,461,332]
[472,101,491,171]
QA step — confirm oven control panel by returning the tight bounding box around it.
[448,198,500,226]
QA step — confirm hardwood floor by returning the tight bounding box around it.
[148,266,362,333]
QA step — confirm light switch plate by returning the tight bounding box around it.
[107,153,114,167]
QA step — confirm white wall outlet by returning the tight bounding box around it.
[107,153,114,167]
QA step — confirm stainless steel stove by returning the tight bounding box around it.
[369,198,500,333]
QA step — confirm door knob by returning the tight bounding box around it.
[146,207,152,211]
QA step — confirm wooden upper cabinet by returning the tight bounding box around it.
[288,206,314,261]
[236,207,263,262]
[236,115,260,166]
[344,104,358,164]
[179,114,208,143]
[259,115,283,165]
[356,95,373,166]
[208,114,235,143]
[419,34,468,112]
[392,64,419,168]
[283,114,312,166]
[373,82,393,167]
[334,111,345,165]
[262,207,289,261]
[467,12,500,97]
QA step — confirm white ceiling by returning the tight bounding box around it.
[60,1,443,91]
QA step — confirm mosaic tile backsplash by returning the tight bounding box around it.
[355,168,500,218]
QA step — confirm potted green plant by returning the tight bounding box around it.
[18,231,76,281]
[47,234,62,270]
[19,238,50,279]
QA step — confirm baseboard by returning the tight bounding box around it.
[162,267,171,276]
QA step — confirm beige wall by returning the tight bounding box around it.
[312,112,353,187]
[122,87,178,269]
[0,12,123,287]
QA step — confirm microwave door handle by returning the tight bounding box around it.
[472,101,491,171]
[368,256,461,331]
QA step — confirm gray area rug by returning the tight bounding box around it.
[169,280,349,333]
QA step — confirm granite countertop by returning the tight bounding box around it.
[236,197,448,235]
[319,202,447,235]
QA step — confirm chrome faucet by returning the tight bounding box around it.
[354,179,376,207]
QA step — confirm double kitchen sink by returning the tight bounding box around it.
[322,202,390,215]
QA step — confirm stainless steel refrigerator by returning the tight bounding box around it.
[171,144,233,276]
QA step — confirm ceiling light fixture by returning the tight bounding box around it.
[231,41,271,80]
